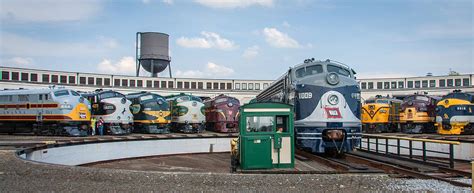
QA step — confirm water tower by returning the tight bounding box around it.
[135,32,172,77]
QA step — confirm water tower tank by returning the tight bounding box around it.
[138,32,171,77]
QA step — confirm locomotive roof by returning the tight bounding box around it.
[0,88,70,95]
[126,92,165,98]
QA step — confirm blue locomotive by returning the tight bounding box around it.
[257,58,361,155]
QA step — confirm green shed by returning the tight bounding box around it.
[237,102,294,170]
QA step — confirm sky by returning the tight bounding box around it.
[0,0,472,80]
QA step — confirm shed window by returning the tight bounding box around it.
[422,80,428,88]
[104,78,110,86]
[51,75,58,83]
[87,77,94,85]
[130,80,135,87]
[455,79,461,87]
[80,77,86,85]
[161,81,167,88]
[147,80,153,88]
[368,82,374,89]
[184,82,190,89]
[168,81,173,88]
[429,80,435,87]
[122,79,128,87]
[235,83,240,90]
[220,83,225,90]
[96,78,103,86]
[361,82,367,90]
[263,83,269,89]
[447,79,453,87]
[11,72,19,81]
[114,79,120,87]
[198,82,203,89]
[137,80,143,87]
[228,83,233,90]
[439,79,446,87]
[191,82,196,89]
[213,82,219,90]
[398,81,404,88]
[242,83,247,90]
[246,116,274,132]
[2,71,9,80]
[377,82,382,89]
[391,82,396,89]
[407,81,413,88]
[248,83,254,90]
[463,78,470,86]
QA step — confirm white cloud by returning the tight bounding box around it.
[176,31,237,50]
[97,57,136,75]
[194,0,273,8]
[0,32,115,57]
[1,57,35,67]
[262,27,301,48]
[0,0,101,22]
[162,0,173,4]
[175,62,234,78]
[142,0,151,4]
[242,45,259,59]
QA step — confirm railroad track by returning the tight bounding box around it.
[296,149,471,188]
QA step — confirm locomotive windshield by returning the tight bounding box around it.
[415,96,430,102]
[327,65,351,77]
[215,98,228,103]
[54,90,69,97]
[295,65,323,78]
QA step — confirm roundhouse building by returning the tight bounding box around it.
[0,66,273,104]
[1,66,472,103]
[358,74,474,101]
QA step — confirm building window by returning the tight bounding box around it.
[213,82,219,90]
[137,80,143,87]
[220,83,225,90]
[122,79,128,87]
[87,77,94,85]
[391,82,396,89]
[96,78,103,86]
[114,79,120,87]
[447,79,453,87]
[455,79,461,87]
[429,80,435,87]
[439,79,446,87]
[463,78,470,86]
[177,81,183,89]
[367,82,373,89]
[235,83,240,90]
[21,73,28,81]
[104,78,110,86]
[30,73,38,82]
[361,82,367,89]
[147,80,152,88]
[191,82,196,89]
[414,81,420,88]
[248,83,254,90]
[51,75,59,83]
[129,80,135,87]
[263,83,269,89]
[198,82,203,89]
[242,83,247,90]
[161,81,166,88]
[255,83,260,90]
[80,77,86,85]
[398,81,404,89]
[383,82,389,89]
[184,82,190,89]
[153,81,159,88]
[69,76,75,84]
[376,82,382,89]
[60,75,67,84]
[422,80,428,88]
[407,81,413,88]
[168,81,174,88]
[1,71,9,80]
[11,72,19,81]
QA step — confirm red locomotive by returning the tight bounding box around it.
[204,94,240,132]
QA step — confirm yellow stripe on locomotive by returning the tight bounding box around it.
[435,94,474,135]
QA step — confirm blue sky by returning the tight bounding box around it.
[0,0,472,79]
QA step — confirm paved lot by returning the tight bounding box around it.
[0,150,471,192]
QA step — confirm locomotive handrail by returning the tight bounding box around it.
[362,134,461,145]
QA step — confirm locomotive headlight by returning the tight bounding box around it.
[328,95,339,105]
[158,100,163,105]
[228,102,233,107]
[326,73,339,85]
[60,104,73,109]
[456,106,467,111]
[380,109,387,113]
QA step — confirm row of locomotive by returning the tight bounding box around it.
[361,90,474,135]
[0,87,241,136]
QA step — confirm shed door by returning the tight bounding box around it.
[242,136,272,169]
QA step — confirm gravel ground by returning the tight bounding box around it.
[0,150,471,192]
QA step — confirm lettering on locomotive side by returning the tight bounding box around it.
[298,92,312,99]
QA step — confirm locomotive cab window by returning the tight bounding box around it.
[327,65,350,77]
[246,116,274,133]
[295,65,323,78]
[54,90,69,97]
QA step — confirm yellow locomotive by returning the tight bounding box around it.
[435,90,474,135]
[361,95,402,133]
